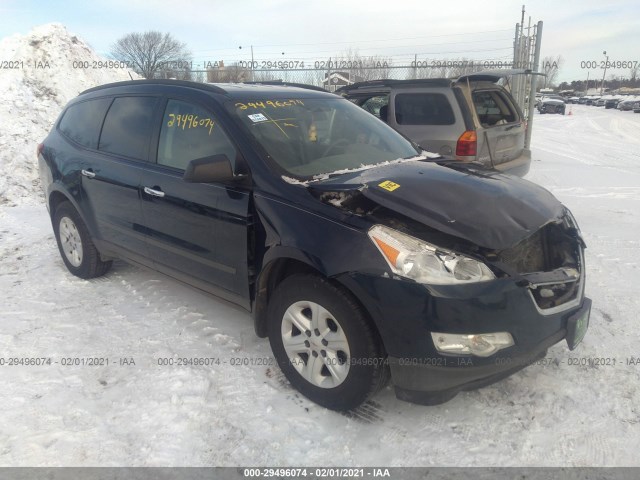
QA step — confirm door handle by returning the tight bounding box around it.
[143,186,165,198]
[81,169,96,178]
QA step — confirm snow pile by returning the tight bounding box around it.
[0,23,139,206]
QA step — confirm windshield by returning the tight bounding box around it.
[231,97,419,178]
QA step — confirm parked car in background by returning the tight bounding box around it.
[37,79,590,410]
[338,73,531,177]
[538,97,566,114]
[586,96,600,105]
[577,97,588,104]
[605,98,617,109]
[568,96,580,104]
[633,101,640,113]
[619,97,638,111]
[595,98,606,107]
[535,94,564,109]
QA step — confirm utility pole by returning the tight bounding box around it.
[524,21,543,150]
[585,71,589,94]
[239,45,255,81]
[600,50,609,95]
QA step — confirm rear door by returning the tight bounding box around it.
[73,95,159,264]
[471,88,525,168]
[138,97,252,306]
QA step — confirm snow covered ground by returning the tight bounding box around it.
[1,104,639,467]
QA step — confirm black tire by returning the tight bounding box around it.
[52,201,112,279]
[267,274,389,411]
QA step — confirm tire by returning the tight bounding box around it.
[52,201,112,279]
[267,274,389,410]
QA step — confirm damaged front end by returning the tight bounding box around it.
[294,160,591,405]
[314,181,586,317]
[495,212,585,314]
[313,179,586,318]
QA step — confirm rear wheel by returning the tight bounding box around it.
[267,274,388,410]
[53,201,112,279]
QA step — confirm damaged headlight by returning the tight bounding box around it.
[368,225,495,285]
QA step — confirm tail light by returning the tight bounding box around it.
[37,143,44,158]
[456,131,477,157]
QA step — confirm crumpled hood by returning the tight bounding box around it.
[310,160,565,250]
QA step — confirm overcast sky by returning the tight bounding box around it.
[1,0,638,83]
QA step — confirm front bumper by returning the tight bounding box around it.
[391,329,564,405]
[338,272,590,406]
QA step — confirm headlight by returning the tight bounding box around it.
[368,225,495,285]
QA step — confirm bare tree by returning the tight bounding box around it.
[630,63,639,84]
[111,31,191,79]
[541,55,564,88]
[406,57,483,80]
[333,48,393,81]
[207,62,250,83]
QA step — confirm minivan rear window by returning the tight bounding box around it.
[394,93,455,125]
[472,91,518,126]
[98,96,158,160]
[58,98,111,149]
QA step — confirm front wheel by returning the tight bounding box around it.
[267,274,389,410]
[52,201,112,279]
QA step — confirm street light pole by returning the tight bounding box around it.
[239,45,255,81]
[600,50,609,95]
[585,70,589,94]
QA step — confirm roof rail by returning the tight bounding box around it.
[80,79,228,96]
[242,80,330,93]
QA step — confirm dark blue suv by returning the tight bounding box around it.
[38,80,591,410]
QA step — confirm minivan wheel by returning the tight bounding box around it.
[267,274,389,410]
[53,202,112,279]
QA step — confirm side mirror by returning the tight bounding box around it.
[183,154,234,183]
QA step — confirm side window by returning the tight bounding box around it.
[98,96,158,160]
[394,93,455,125]
[157,99,237,171]
[472,91,518,126]
[360,95,389,120]
[58,98,111,149]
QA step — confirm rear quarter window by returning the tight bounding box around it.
[394,93,455,125]
[58,98,111,149]
[98,96,159,160]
